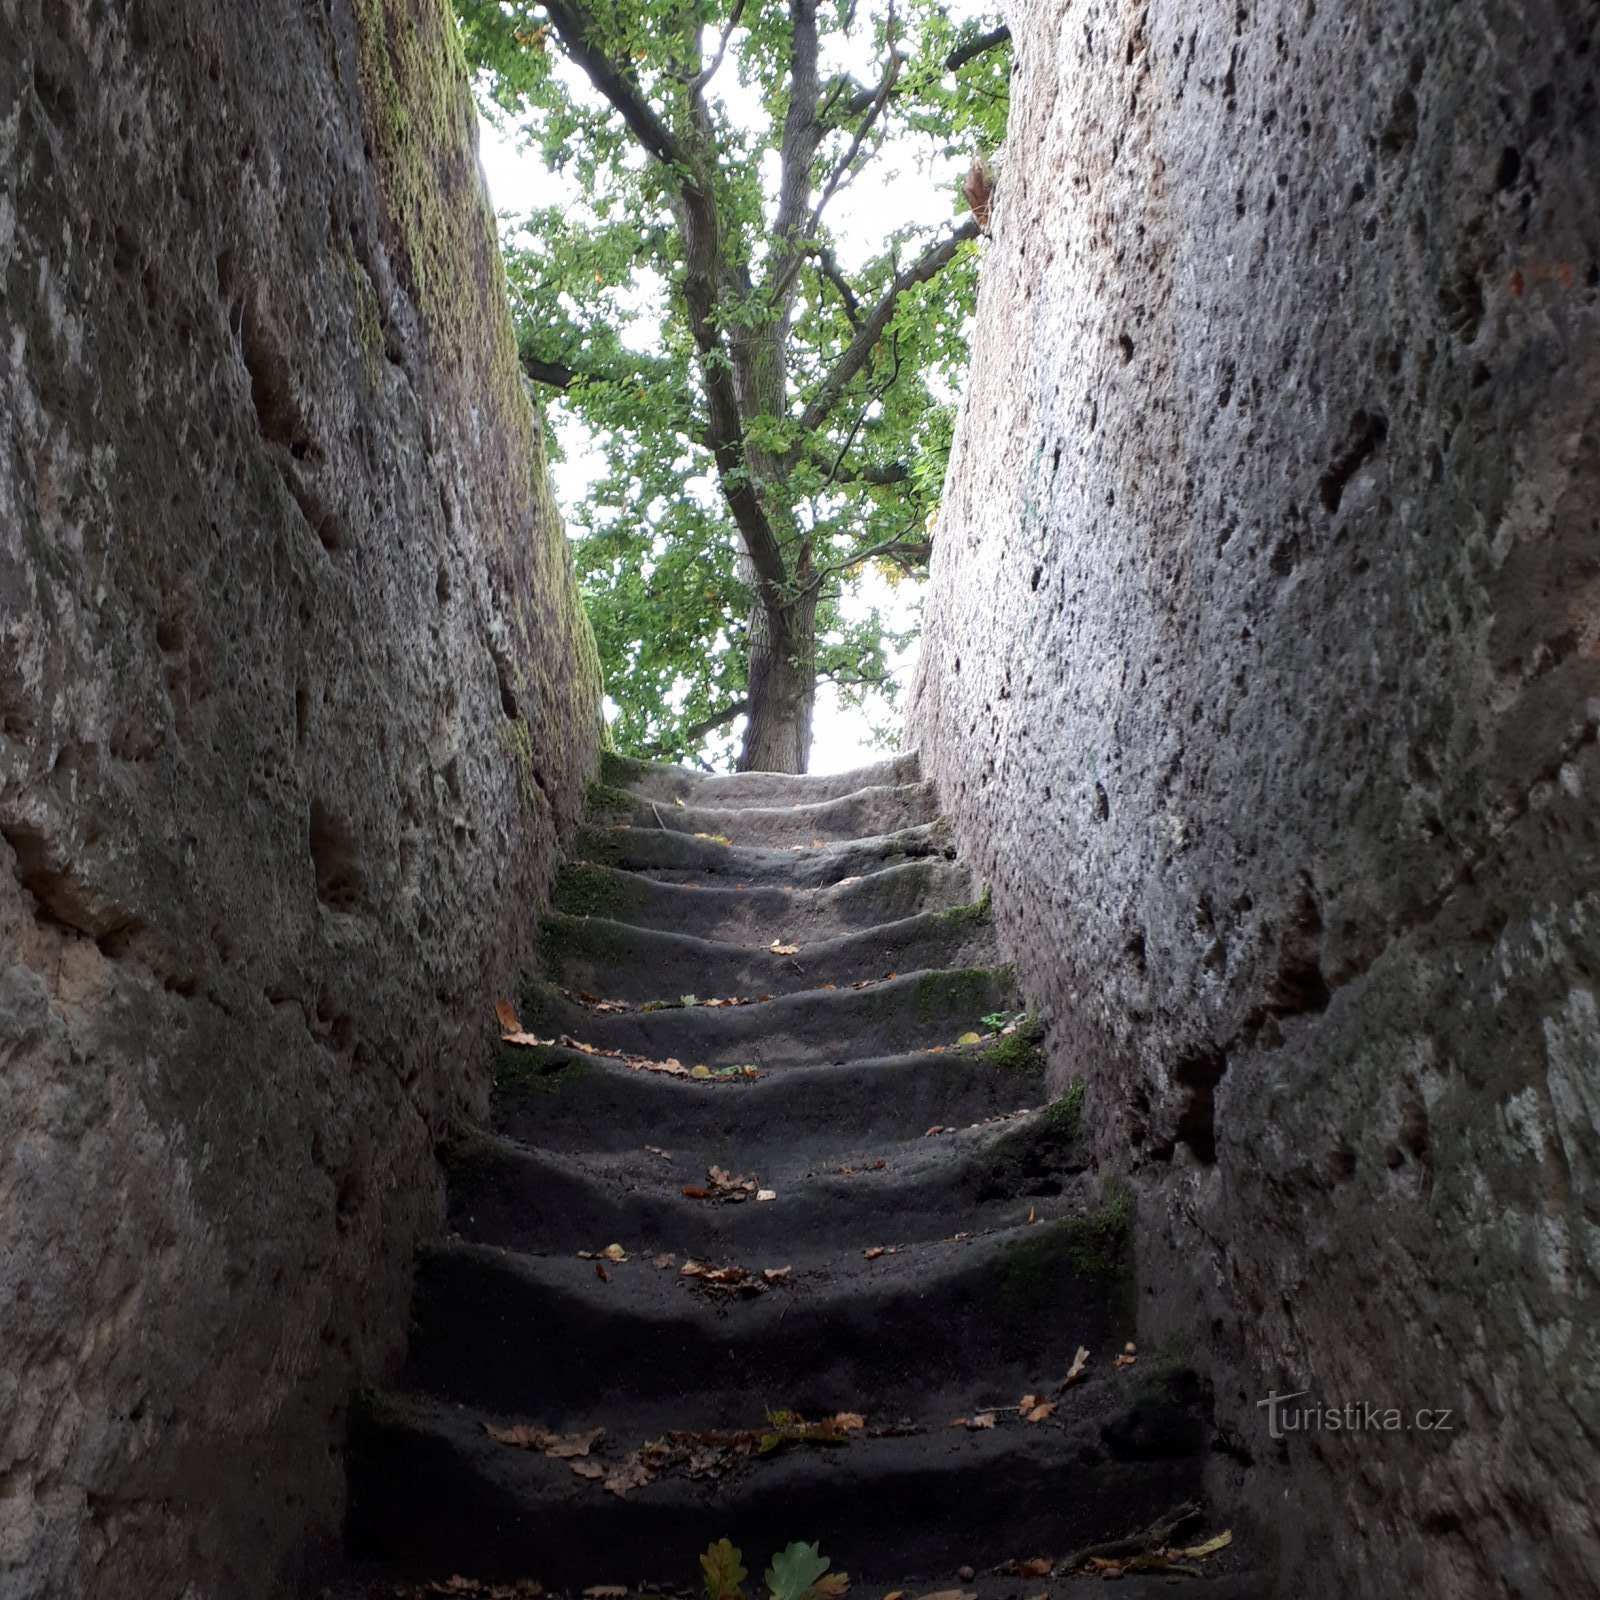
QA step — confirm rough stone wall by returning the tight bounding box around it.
[912,2,1598,1594]
[0,2,602,1595]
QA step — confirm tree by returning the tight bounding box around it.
[457,0,1010,771]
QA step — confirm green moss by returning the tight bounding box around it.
[1058,1181,1134,1278]
[1045,1078,1086,1137]
[585,778,639,819]
[599,750,647,788]
[491,1037,591,1093]
[551,861,629,920]
[341,243,385,382]
[981,1013,1046,1073]
[933,882,994,932]
[913,966,1007,1026]
[573,824,628,867]
[497,713,542,810]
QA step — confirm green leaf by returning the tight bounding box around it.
[765,1542,832,1600]
[702,1537,749,1600]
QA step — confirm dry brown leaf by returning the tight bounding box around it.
[594,1262,610,1283]
[832,1412,866,1433]
[762,1266,792,1282]
[911,1590,976,1600]
[1114,1353,1137,1369]
[767,940,801,956]
[1124,1341,1137,1355]
[569,1459,605,1480]
[949,1412,996,1431]
[1178,1531,1233,1559]
[756,1189,777,1202]
[494,998,520,1033]
[1021,1398,1056,1424]
[1016,1558,1052,1577]
[864,1247,886,1260]
[583,1587,628,1598]
[484,1422,553,1449]
[1062,1346,1090,1387]
[602,1455,654,1497]
[651,1252,677,1269]
[602,1243,627,1263]
[544,1428,604,1459]
[682,1186,710,1199]
[925,1125,945,1137]
[1027,1205,1037,1224]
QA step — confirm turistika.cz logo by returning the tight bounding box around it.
[1256,1389,1456,1441]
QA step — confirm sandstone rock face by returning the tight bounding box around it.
[912,3,1598,1593]
[0,3,601,1595]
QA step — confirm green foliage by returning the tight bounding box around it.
[765,1543,834,1600]
[454,0,1010,766]
[701,1540,845,1600]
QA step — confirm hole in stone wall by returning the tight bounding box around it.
[308,800,366,913]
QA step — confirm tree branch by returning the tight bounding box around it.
[813,243,863,326]
[541,0,691,172]
[652,697,750,752]
[689,0,747,92]
[799,219,978,435]
[522,355,580,389]
[943,23,1010,72]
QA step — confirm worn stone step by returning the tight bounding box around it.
[398,1211,1133,1426]
[447,1110,1090,1261]
[513,966,1023,1070]
[537,903,998,1003]
[573,819,954,884]
[345,1372,1212,1590]
[601,750,922,808]
[550,857,977,941]
[606,782,941,849]
[490,1046,1048,1158]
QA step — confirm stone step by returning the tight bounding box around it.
[346,1373,1213,1590]
[446,1111,1090,1261]
[549,857,977,941]
[399,1213,1133,1426]
[601,750,922,807]
[512,966,1024,1071]
[490,1046,1049,1158]
[604,782,941,849]
[536,903,998,1003]
[573,820,954,884]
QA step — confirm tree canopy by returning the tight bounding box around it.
[456,0,1010,770]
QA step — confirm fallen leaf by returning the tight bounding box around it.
[1178,1531,1233,1559]
[484,1423,553,1448]
[813,1576,850,1600]
[949,1412,995,1431]
[583,1586,628,1597]
[645,1146,672,1161]
[691,1065,713,1080]
[910,1590,976,1600]
[1020,1397,1056,1423]
[756,1189,777,1202]
[1114,1353,1137,1369]
[864,1247,886,1260]
[832,1412,866,1433]
[494,998,522,1033]
[925,1125,945,1137]
[1027,1205,1037,1224]
[595,1262,610,1282]
[1017,1558,1053,1578]
[602,1455,654,1497]
[682,1186,710,1199]
[763,1266,792,1282]
[602,1243,627,1262]
[956,1031,982,1046]
[545,1428,605,1458]
[1062,1346,1090,1387]
[569,1459,605,1480]
[1124,1341,1137,1355]
[767,940,801,956]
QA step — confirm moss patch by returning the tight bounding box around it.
[1045,1078,1086,1138]
[1058,1180,1133,1278]
[585,778,638,820]
[982,1013,1046,1073]
[913,965,1010,1026]
[551,862,629,920]
[599,751,648,788]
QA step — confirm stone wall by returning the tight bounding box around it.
[911,2,1598,1593]
[0,2,602,1594]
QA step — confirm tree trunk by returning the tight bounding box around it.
[738,589,817,773]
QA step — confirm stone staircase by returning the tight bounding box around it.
[341,753,1257,1595]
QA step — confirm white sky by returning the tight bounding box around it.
[473,42,976,773]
